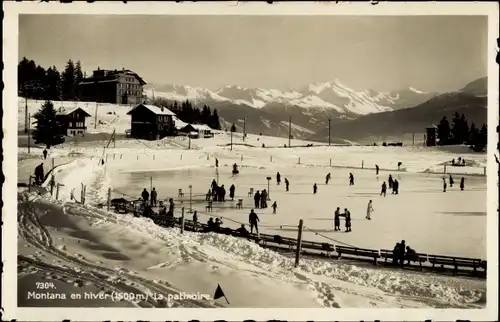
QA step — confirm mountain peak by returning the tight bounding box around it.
[409,87,425,94]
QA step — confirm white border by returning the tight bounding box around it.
[3,1,499,321]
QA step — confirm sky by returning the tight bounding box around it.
[19,15,488,93]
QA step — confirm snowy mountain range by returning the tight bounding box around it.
[145,79,437,116]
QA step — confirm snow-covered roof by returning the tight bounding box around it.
[56,107,91,117]
[127,104,176,116]
[191,124,213,131]
[173,116,188,129]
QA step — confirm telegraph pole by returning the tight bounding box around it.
[25,96,29,133]
[243,117,246,142]
[328,119,331,146]
[288,116,292,148]
[27,113,31,153]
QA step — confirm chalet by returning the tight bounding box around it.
[126,104,176,140]
[56,107,91,136]
[78,67,147,104]
[179,124,214,138]
[425,125,438,147]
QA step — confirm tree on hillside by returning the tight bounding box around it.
[32,100,65,147]
[45,66,62,101]
[201,105,212,125]
[61,59,76,100]
[211,109,221,130]
[479,124,488,147]
[437,116,451,145]
[469,122,479,145]
[74,60,84,98]
[451,112,470,144]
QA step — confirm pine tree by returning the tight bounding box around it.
[437,116,451,145]
[451,112,462,144]
[479,124,487,147]
[459,113,470,144]
[211,109,221,130]
[46,66,62,101]
[32,100,65,147]
[201,104,212,125]
[74,60,84,99]
[61,59,76,100]
[469,122,478,145]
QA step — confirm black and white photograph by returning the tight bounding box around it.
[2,2,499,321]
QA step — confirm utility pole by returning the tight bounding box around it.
[288,116,292,148]
[328,118,331,146]
[243,117,246,142]
[27,113,31,153]
[25,95,29,133]
[94,103,98,129]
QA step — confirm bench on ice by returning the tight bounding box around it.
[335,245,380,265]
[427,254,486,276]
[379,249,428,270]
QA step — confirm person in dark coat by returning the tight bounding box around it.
[325,173,331,184]
[159,205,167,216]
[207,218,216,231]
[260,189,268,208]
[150,187,158,207]
[313,183,318,194]
[215,218,223,231]
[168,198,175,216]
[405,246,417,265]
[349,173,354,186]
[220,185,226,202]
[249,209,260,234]
[193,210,198,223]
[229,184,236,200]
[344,208,352,232]
[398,240,406,267]
[375,164,379,175]
[34,163,44,185]
[449,174,454,187]
[284,178,290,191]
[393,179,399,195]
[276,172,281,185]
[392,242,401,265]
[215,158,219,168]
[380,181,387,197]
[42,149,48,160]
[272,201,277,214]
[254,190,261,208]
[442,177,447,192]
[334,207,341,231]
[236,224,249,237]
[211,179,218,191]
[141,188,149,204]
[460,177,465,191]
[388,175,394,189]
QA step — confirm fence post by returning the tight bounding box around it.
[270,156,272,162]
[298,157,301,164]
[137,155,139,160]
[181,207,185,234]
[107,188,111,211]
[153,155,155,161]
[294,219,304,268]
[330,158,332,167]
[484,166,486,176]
[444,164,447,174]
[56,183,60,200]
[181,154,183,160]
[241,155,243,162]
[113,154,115,160]
[361,160,364,169]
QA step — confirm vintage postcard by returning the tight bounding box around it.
[2,1,499,321]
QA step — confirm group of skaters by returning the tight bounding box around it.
[442,174,465,192]
[206,179,236,202]
[276,172,290,192]
[391,240,418,267]
[380,174,400,197]
[451,157,467,167]
[333,207,352,232]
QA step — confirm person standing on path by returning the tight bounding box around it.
[150,187,158,207]
[43,149,48,160]
[276,172,281,185]
[366,200,374,220]
[249,209,260,235]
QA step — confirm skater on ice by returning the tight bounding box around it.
[375,164,379,175]
[168,198,175,216]
[285,178,290,191]
[276,172,281,185]
[449,174,454,187]
[260,189,268,208]
[229,184,236,201]
[43,148,48,160]
[325,173,331,184]
[460,177,465,191]
[397,161,402,171]
[192,210,198,223]
[380,181,387,197]
[249,209,260,234]
[313,183,318,194]
[254,190,261,208]
[272,201,277,214]
[220,185,226,202]
[392,179,399,195]
[215,158,219,168]
[334,207,341,231]
[232,163,239,175]
[366,200,374,220]
[442,177,447,192]
[388,174,394,189]
[349,173,354,186]
[344,208,352,232]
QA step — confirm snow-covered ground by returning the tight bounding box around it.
[15,128,489,310]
